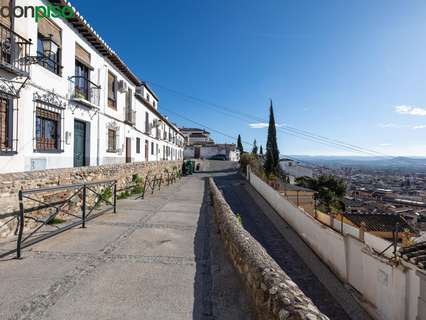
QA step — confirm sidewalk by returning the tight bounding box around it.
[0,174,252,320]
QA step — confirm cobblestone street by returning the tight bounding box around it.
[214,173,372,320]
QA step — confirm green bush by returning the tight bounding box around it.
[240,153,263,176]
[117,191,131,200]
[100,187,112,202]
[236,212,242,225]
[132,185,144,195]
[47,217,66,225]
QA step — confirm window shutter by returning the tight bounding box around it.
[0,0,12,28]
[128,89,132,108]
[38,18,62,47]
[108,73,113,97]
[115,129,120,151]
[75,43,92,69]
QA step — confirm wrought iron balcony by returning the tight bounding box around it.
[68,76,101,107]
[0,22,32,76]
[125,108,136,125]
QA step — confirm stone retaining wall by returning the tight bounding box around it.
[0,161,182,237]
[208,177,328,320]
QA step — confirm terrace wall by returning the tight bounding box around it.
[247,166,425,320]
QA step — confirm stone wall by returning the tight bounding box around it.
[0,161,182,237]
[208,177,328,320]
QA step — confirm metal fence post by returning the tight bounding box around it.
[113,181,117,213]
[394,223,400,257]
[16,189,24,259]
[82,185,86,228]
[296,191,300,207]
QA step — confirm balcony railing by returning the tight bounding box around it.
[125,108,136,125]
[0,22,32,76]
[68,76,101,107]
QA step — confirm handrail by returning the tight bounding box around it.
[0,22,32,75]
[0,22,31,45]
[0,179,118,259]
[21,179,115,194]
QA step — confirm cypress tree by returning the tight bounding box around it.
[259,145,263,155]
[264,100,280,176]
[237,134,244,153]
[252,139,258,154]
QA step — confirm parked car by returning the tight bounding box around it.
[209,154,227,161]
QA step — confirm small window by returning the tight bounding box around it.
[136,137,140,154]
[153,101,156,108]
[107,129,117,152]
[108,71,117,109]
[145,112,149,133]
[151,141,154,155]
[0,96,12,152]
[35,108,60,151]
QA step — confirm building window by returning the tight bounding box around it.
[108,71,117,109]
[35,108,61,152]
[37,18,62,75]
[0,95,13,152]
[153,101,156,108]
[75,60,90,99]
[136,137,140,154]
[145,112,149,134]
[151,141,154,155]
[107,129,117,152]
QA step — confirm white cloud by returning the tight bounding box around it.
[249,123,285,129]
[379,143,392,147]
[378,123,401,128]
[249,122,268,128]
[413,125,426,130]
[395,105,426,116]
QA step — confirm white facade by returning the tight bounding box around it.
[279,159,313,182]
[184,144,239,161]
[0,0,184,173]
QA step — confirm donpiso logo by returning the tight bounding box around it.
[0,4,75,22]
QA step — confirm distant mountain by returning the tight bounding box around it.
[287,155,426,171]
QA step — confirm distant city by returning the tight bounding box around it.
[281,156,426,233]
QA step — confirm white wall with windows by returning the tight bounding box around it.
[0,0,184,173]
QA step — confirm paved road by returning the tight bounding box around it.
[0,173,253,320]
[214,172,372,320]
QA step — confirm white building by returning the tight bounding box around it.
[279,158,313,183]
[0,0,184,173]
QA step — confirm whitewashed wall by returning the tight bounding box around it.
[0,0,183,173]
[247,167,424,320]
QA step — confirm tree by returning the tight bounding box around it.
[251,139,258,154]
[296,175,346,213]
[259,145,263,155]
[264,100,280,176]
[237,134,244,154]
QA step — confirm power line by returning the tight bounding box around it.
[146,80,392,157]
[161,104,327,167]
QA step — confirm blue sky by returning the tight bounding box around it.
[71,0,426,156]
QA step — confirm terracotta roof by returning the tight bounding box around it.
[398,241,426,269]
[343,213,414,233]
[49,0,142,86]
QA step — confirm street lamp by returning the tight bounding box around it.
[41,34,59,58]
